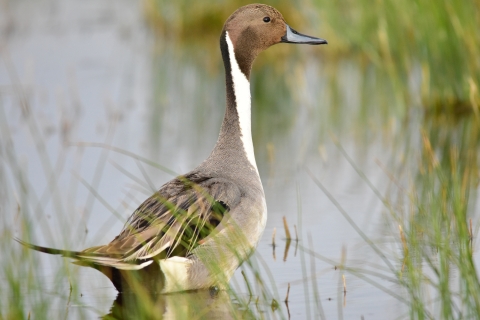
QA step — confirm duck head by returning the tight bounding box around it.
[221,4,327,78]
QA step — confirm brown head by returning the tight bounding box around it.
[221,4,327,78]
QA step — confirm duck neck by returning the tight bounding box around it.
[212,30,258,174]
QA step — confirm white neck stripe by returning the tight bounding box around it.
[225,31,258,174]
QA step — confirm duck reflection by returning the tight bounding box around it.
[104,287,251,320]
[102,272,252,320]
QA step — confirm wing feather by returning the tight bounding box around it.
[18,174,242,270]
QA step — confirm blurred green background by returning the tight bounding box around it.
[143,0,480,116]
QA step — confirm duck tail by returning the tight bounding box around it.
[14,237,84,258]
[14,237,160,292]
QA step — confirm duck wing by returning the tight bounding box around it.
[81,173,242,268]
[17,173,241,271]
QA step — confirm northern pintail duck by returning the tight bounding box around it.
[17,4,327,293]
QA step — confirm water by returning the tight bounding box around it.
[1,0,478,319]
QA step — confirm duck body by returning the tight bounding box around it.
[17,4,326,293]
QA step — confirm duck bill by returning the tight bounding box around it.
[281,25,327,45]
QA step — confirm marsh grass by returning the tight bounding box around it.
[350,118,478,318]
[397,116,480,318]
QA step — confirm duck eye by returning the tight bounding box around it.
[263,17,271,23]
